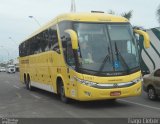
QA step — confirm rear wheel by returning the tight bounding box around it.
[26,76,33,91]
[147,87,157,100]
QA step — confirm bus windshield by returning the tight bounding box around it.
[74,22,140,76]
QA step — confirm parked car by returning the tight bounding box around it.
[143,69,160,100]
[0,67,6,72]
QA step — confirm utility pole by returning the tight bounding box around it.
[71,0,76,13]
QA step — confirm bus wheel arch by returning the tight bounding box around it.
[56,77,69,103]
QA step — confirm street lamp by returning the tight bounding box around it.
[29,16,41,27]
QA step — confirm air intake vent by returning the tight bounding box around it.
[91,11,104,13]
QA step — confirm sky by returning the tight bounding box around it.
[0,0,160,62]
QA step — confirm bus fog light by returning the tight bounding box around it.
[136,87,141,92]
[84,91,91,96]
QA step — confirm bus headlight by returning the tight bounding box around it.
[74,77,97,87]
[132,76,143,84]
[81,80,97,87]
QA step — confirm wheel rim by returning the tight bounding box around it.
[148,88,155,99]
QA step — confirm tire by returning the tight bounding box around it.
[108,99,116,102]
[59,82,69,103]
[147,87,157,100]
[26,76,33,91]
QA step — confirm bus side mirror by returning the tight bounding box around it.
[65,29,78,50]
[134,29,150,48]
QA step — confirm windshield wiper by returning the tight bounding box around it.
[114,42,130,73]
[97,47,111,75]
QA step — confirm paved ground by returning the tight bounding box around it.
[0,72,160,118]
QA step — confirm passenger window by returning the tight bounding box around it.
[50,26,60,53]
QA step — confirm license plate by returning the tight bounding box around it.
[110,91,121,96]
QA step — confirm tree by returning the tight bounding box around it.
[108,10,143,30]
[108,10,133,21]
[121,10,133,21]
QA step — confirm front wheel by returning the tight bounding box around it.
[59,82,69,103]
[147,87,157,100]
[108,99,116,102]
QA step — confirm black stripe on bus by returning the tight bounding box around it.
[150,42,160,58]
[151,28,160,42]
[142,47,156,70]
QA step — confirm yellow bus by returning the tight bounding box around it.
[19,12,150,103]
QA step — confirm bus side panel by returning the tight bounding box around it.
[19,57,29,83]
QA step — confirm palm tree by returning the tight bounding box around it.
[121,10,133,21]
[107,10,143,29]
[156,5,160,24]
[107,10,133,21]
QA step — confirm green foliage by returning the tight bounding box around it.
[0,63,6,67]
[107,10,133,21]
[121,10,133,21]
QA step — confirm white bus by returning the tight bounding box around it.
[6,65,16,73]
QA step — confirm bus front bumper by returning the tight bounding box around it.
[76,82,142,101]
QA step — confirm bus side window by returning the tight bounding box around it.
[61,34,75,66]
[50,26,60,53]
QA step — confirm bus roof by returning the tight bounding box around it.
[20,12,128,45]
[58,12,128,22]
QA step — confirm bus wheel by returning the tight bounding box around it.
[26,77,33,91]
[148,86,157,100]
[59,82,69,103]
[25,78,29,90]
[108,99,116,102]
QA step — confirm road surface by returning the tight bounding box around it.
[0,72,159,119]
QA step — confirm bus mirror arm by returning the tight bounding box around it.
[65,29,79,71]
[65,29,78,50]
[134,29,150,48]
